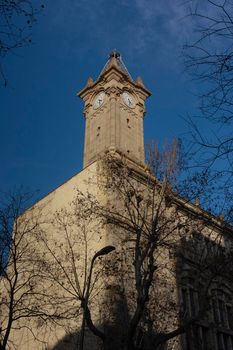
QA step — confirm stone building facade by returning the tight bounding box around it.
[1,52,233,350]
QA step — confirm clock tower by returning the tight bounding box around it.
[78,51,151,168]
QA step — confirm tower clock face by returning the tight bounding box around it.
[122,92,135,108]
[93,92,105,109]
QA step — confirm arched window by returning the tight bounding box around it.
[181,277,209,350]
[211,286,233,350]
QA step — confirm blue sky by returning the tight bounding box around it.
[1,0,202,199]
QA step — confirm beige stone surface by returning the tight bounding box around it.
[78,52,151,168]
[2,161,111,350]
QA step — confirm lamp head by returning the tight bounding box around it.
[94,245,116,259]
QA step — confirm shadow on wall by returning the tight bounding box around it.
[50,331,102,350]
[51,332,79,350]
[50,285,168,350]
[176,232,233,350]
[50,327,167,350]
[50,286,129,350]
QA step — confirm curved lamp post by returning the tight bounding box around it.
[79,245,116,350]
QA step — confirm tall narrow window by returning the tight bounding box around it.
[212,288,233,350]
[227,305,233,329]
[181,283,206,350]
[181,285,199,318]
[217,332,233,350]
[190,288,196,317]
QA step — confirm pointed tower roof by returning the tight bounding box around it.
[78,50,151,100]
[99,50,133,80]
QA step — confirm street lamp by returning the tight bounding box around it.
[79,245,116,350]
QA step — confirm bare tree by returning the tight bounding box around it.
[0,191,60,350]
[0,190,113,349]
[0,0,44,86]
[73,143,233,350]
[184,0,233,220]
[37,197,109,348]
[3,146,232,350]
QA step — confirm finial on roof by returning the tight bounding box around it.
[86,77,94,87]
[219,213,225,220]
[99,49,133,80]
[136,76,145,87]
[109,49,121,59]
